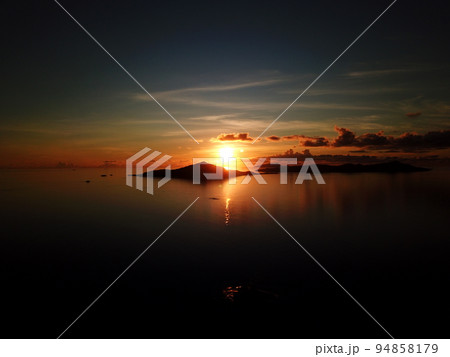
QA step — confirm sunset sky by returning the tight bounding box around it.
[1,0,449,168]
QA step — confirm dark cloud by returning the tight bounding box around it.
[394,130,450,149]
[406,112,422,118]
[332,126,356,147]
[355,131,390,147]
[265,134,328,146]
[265,126,450,152]
[330,127,450,151]
[283,135,302,141]
[266,135,281,141]
[265,135,300,141]
[211,132,255,142]
[302,136,329,147]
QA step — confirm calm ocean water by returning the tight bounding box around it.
[1,168,449,338]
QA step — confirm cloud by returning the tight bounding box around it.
[331,127,450,151]
[346,69,412,78]
[187,114,242,121]
[394,130,450,149]
[153,78,285,97]
[265,134,297,142]
[405,112,422,118]
[302,136,330,147]
[131,93,378,112]
[332,126,356,147]
[210,132,256,142]
[266,126,450,152]
[331,127,392,148]
[266,135,281,141]
[265,134,329,146]
[352,131,390,147]
[299,87,404,96]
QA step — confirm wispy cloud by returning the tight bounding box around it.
[266,134,329,146]
[346,68,413,78]
[157,78,285,96]
[280,87,404,96]
[132,93,380,112]
[131,78,287,102]
[186,114,243,121]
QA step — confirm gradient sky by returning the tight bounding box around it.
[1,0,449,167]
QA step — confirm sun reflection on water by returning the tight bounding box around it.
[222,285,242,302]
[225,198,231,225]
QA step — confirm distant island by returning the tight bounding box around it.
[260,160,430,174]
[144,162,246,181]
[143,160,430,181]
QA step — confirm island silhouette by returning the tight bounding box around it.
[143,160,430,181]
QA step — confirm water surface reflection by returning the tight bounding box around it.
[225,198,231,225]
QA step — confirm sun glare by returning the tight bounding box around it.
[217,146,236,170]
[218,147,234,160]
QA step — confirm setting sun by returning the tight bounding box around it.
[217,147,237,170]
[218,147,234,160]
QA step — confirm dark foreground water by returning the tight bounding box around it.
[1,168,449,338]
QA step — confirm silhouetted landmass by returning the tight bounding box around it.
[260,160,431,174]
[145,161,247,181]
[143,160,430,181]
[322,160,430,173]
